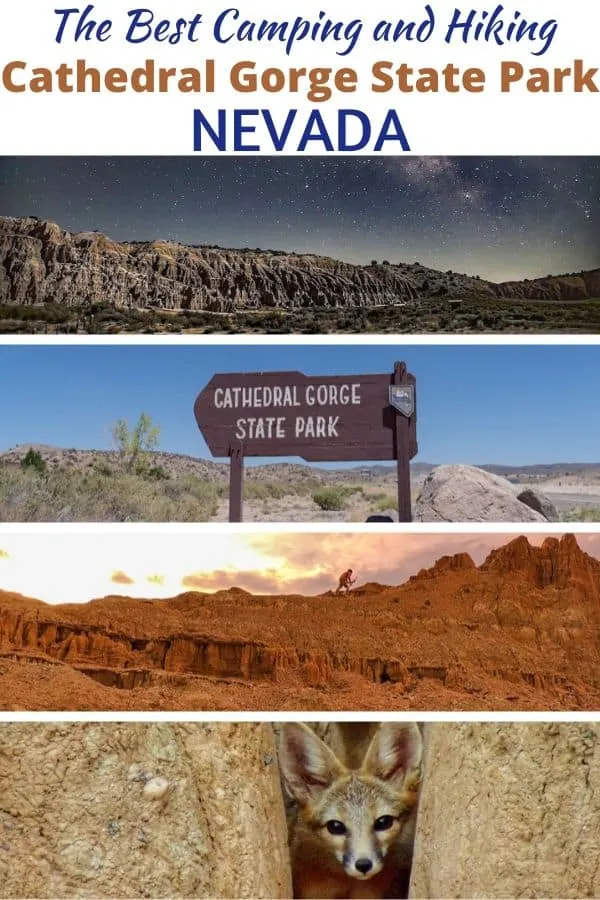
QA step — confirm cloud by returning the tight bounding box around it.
[111,570,135,585]
[248,532,501,586]
[181,566,329,596]
[0,549,8,560]
[147,574,165,586]
[178,534,534,597]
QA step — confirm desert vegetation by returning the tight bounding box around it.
[2,443,600,522]
[0,434,400,522]
[3,296,600,334]
[0,457,338,522]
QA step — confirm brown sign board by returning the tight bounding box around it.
[194,370,417,462]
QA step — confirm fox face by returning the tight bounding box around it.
[279,723,422,890]
[310,772,414,879]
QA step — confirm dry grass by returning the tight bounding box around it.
[0,466,222,522]
[312,486,363,511]
[370,492,398,512]
[0,464,326,522]
[562,506,600,523]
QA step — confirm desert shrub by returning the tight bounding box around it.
[0,466,222,523]
[244,478,321,502]
[312,487,352,511]
[244,481,286,502]
[94,462,113,477]
[562,506,600,523]
[372,494,397,512]
[145,465,169,481]
[20,449,46,475]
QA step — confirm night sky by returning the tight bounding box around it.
[1,157,598,281]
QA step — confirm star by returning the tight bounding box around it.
[1,156,598,281]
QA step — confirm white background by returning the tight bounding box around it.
[0,0,598,153]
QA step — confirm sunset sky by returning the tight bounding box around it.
[0,532,598,605]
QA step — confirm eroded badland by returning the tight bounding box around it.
[1,535,600,711]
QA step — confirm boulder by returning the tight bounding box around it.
[410,723,600,898]
[414,464,550,522]
[517,487,559,521]
[0,723,291,899]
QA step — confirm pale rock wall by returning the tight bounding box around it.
[0,723,292,899]
[410,722,600,899]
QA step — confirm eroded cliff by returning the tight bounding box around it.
[0,217,417,310]
[1,216,597,312]
[1,535,599,710]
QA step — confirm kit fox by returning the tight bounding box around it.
[279,722,422,900]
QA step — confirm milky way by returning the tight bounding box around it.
[1,156,598,280]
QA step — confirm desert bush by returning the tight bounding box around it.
[93,462,113,476]
[372,494,397,512]
[312,486,353,511]
[562,506,600,522]
[244,481,288,502]
[145,465,169,481]
[20,448,46,475]
[244,477,322,502]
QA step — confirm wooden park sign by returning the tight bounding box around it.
[194,361,417,522]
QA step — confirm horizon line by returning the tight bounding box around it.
[3,214,596,285]
[0,531,585,608]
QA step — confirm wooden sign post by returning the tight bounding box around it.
[229,441,244,523]
[390,362,416,524]
[194,362,417,523]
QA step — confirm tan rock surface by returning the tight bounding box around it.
[410,723,600,899]
[0,723,291,899]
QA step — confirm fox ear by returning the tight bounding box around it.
[279,723,345,803]
[361,723,422,788]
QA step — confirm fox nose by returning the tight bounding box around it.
[355,858,373,875]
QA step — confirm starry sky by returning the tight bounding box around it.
[1,532,599,604]
[1,157,598,281]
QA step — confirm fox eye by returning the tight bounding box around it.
[326,820,347,835]
[374,815,395,831]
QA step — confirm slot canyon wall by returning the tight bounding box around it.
[409,722,600,899]
[3,721,600,899]
[0,723,292,899]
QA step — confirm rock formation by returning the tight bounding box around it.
[409,723,600,898]
[1,217,597,312]
[1,535,600,710]
[414,464,558,522]
[482,532,600,599]
[0,217,417,311]
[0,722,292,899]
[495,269,600,301]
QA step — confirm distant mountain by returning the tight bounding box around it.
[1,216,599,311]
[2,445,599,480]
